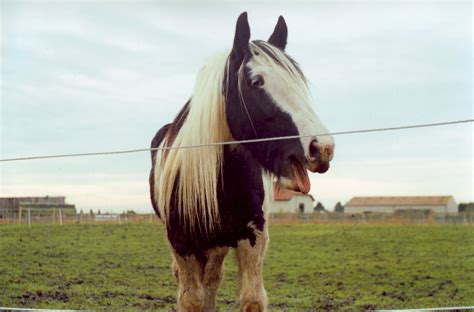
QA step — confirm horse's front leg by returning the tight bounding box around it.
[203,246,229,311]
[172,251,205,311]
[236,228,268,312]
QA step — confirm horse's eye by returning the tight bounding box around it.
[251,75,264,88]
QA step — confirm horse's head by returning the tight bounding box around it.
[224,12,335,194]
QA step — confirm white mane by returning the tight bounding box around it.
[156,51,232,233]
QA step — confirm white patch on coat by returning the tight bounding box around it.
[246,42,335,157]
[261,171,273,219]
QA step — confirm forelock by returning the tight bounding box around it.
[249,40,306,83]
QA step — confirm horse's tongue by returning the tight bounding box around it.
[291,161,311,194]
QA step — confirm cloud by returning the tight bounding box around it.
[1,1,472,213]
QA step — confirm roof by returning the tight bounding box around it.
[273,186,315,201]
[0,196,65,199]
[345,196,454,207]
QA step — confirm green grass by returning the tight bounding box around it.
[0,223,473,310]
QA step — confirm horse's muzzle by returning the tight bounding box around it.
[307,139,334,173]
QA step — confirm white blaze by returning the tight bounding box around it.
[246,42,334,158]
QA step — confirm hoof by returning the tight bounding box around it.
[242,302,263,312]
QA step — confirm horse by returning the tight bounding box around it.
[149,12,334,311]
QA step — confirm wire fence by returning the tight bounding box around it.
[270,211,474,225]
[0,118,472,162]
[1,211,473,226]
[1,119,472,226]
[0,210,159,226]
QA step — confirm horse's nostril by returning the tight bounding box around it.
[309,140,319,159]
[309,140,322,161]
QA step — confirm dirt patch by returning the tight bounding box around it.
[270,302,290,309]
[360,303,377,311]
[219,299,237,305]
[381,290,408,301]
[132,294,175,309]
[19,290,69,305]
[321,296,356,311]
[274,273,289,283]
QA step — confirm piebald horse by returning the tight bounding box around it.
[149,12,334,311]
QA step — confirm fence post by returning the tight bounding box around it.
[18,207,22,224]
[28,208,31,229]
[59,209,63,226]
[52,208,56,225]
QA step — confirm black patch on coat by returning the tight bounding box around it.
[149,98,266,260]
[166,145,265,262]
[149,123,170,218]
[165,101,190,148]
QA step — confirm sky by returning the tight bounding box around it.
[1,1,472,213]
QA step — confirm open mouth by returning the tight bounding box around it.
[289,157,311,194]
[277,151,332,194]
[276,142,334,194]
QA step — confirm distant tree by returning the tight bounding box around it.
[121,210,137,216]
[314,202,326,212]
[334,202,344,213]
[98,209,101,215]
[459,202,474,213]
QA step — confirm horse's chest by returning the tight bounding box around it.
[167,147,268,259]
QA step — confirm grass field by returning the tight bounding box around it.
[0,223,473,311]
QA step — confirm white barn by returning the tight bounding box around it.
[271,187,315,213]
[344,196,457,214]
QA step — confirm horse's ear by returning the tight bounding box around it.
[231,12,250,64]
[268,15,287,50]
